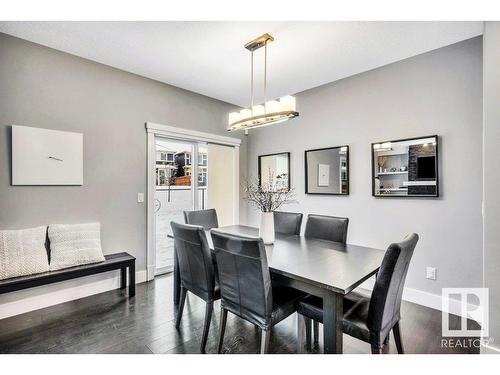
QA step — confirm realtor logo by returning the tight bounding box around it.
[442,288,489,338]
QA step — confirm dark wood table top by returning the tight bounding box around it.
[207,225,386,295]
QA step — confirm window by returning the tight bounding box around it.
[166,153,174,162]
[199,152,208,166]
[198,169,207,186]
[186,153,191,166]
[156,168,167,186]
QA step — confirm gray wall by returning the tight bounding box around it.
[0,33,245,282]
[483,22,500,351]
[247,37,483,297]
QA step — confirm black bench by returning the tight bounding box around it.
[0,252,136,297]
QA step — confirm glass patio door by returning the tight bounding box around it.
[154,138,208,275]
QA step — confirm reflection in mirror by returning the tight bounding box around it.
[372,135,439,197]
[258,152,290,191]
[305,146,349,195]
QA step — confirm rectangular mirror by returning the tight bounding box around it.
[372,135,439,197]
[305,146,349,195]
[258,152,290,191]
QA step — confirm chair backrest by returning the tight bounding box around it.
[368,233,419,334]
[274,211,303,235]
[210,229,273,328]
[304,214,349,243]
[184,208,219,230]
[170,221,216,301]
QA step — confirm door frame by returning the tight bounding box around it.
[145,122,241,281]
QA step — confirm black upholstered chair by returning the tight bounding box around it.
[184,208,219,229]
[274,211,303,235]
[297,233,419,354]
[170,221,220,353]
[304,213,349,342]
[304,214,349,243]
[210,229,306,354]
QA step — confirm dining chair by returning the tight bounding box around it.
[304,213,349,343]
[184,208,219,229]
[296,233,419,354]
[170,221,220,353]
[274,211,303,235]
[304,214,349,243]
[210,229,306,354]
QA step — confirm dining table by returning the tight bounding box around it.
[170,224,386,354]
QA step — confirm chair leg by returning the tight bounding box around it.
[304,317,312,351]
[393,321,404,354]
[200,302,213,353]
[260,329,271,354]
[371,343,389,354]
[217,308,228,354]
[313,321,319,344]
[382,344,390,354]
[175,286,187,329]
[297,313,306,353]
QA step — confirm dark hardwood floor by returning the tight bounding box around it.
[0,274,479,354]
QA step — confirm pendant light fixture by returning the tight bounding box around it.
[227,33,299,132]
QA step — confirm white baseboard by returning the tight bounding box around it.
[0,270,147,320]
[359,278,481,323]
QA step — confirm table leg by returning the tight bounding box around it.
[322,292,343,354]
[173,244,180,306]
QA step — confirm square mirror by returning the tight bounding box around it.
[258,152,290,191]
[372,135,439,197]
[305,146,349,195]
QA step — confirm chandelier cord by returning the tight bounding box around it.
[250,50,254,114]
[264,40,268,108]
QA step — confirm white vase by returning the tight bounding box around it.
[259,212,275,245]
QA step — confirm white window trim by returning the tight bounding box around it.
[146,122,241,281]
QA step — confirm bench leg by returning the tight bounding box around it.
[128,263,135,297]
[120,267,127,290]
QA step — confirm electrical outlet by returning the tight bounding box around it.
[426,267,437,280]
[137,193,144,203]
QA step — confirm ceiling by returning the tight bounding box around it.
[0,21,483,107]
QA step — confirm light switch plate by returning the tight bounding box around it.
[426,267,437,280]
[137,193,144,203]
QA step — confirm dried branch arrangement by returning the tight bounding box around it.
[244,171,296,212]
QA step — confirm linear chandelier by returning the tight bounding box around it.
[227,33,299,132]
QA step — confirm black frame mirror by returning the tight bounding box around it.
[258,152,291,191]
[305,145,349,195]
[371,135,439,198]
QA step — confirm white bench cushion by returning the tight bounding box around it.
[48,222,105,271]
[0,226,50,280]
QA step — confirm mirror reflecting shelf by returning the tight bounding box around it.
[372,135,439,198]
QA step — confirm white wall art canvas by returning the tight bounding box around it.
[317,163,330,187]
[11,125,83,185]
